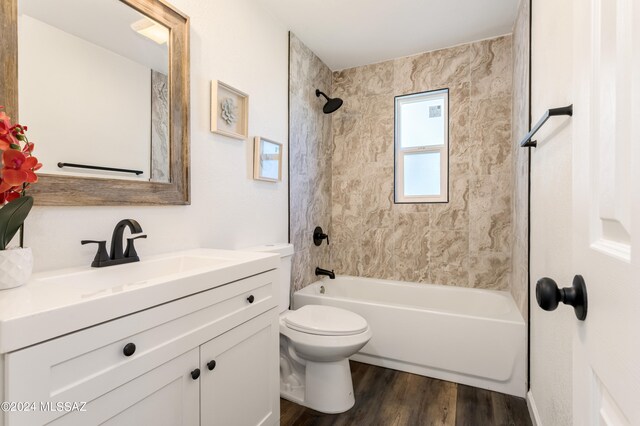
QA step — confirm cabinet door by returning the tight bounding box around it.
[200,309,279,426]
[48,348,200,426]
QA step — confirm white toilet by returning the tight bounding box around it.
[249,243,372,414]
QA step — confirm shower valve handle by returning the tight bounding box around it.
[313,226,329,246]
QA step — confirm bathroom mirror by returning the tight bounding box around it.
[0,0,190,205]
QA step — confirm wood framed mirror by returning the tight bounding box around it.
[0,0,190,205]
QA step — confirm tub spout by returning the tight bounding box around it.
[315,267,335,279]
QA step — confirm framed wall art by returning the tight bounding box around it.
[211,80,248,140]
[253,137,283,182]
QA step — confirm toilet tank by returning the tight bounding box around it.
[244,243,294,313]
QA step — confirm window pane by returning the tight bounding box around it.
[403,152,440,197]
[399,97,445,148]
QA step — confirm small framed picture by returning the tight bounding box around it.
[211,80,248,140]
[253,137,283,182]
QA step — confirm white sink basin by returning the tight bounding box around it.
[0,248,279,353]
[38,254,237,297]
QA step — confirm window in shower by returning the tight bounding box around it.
[394,88,449,203]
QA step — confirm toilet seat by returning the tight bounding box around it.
[284,305,368,336]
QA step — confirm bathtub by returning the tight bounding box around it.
[293,276,526,397]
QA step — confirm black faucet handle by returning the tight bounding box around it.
[313,226,330,246]
[124,235,147,259]
[81,240,110,266]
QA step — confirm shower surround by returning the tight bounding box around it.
[290,34,516,292]
[331,36,514,289]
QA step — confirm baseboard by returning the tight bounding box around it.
[527,390,542,426]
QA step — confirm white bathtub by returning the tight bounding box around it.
[293,276,526,397]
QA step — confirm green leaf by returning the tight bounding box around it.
[0,196,33,250]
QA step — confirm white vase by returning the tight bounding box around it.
[0,247,33,290]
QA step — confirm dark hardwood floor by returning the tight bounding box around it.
[280,362,532,426]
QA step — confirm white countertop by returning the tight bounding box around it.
[0,248,279,353]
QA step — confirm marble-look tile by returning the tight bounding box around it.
[469,174,513,254]
[510,0,531,319]
[410,44,471,91]
[429,169,470,230]
[392,56,416,96]
[332,114,359,138]
[360,117,394,164]
[449,83,471,165]
[392,212,430,282]
[469,96,512,176]
[289,33,333,290]
[291,33,516,294]
[469,253,511,290]
[361,167,394,229]
[428,230,470,268]
[291,249,310,293]
[360,61,394,96]
[429,262,470,287]
[361,228,395,278]
[333,66,363,98]
[470,35,513,100]
[331,233,364,276]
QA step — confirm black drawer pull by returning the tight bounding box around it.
[191,368,201,380]
[246,295,255,304]
[207,360,216,371]
[123,343,136,357]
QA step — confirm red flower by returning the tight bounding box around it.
[0,108,17,151]
[1,149,41,186]
[22,142,34,155]
[0,186,20,203]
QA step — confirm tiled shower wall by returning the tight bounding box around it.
[510,0,531,317]
[329,36,514,289]
[288,33,333,293]
[289,34,518,292]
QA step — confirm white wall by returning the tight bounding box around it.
[23,0,289,272]
[19,14,151,180]
[529,0,574,424]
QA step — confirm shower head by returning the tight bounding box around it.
[316,89,343,114]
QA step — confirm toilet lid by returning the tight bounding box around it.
[284,305,368,336]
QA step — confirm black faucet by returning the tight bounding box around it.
[315,267,335,279]
[82,219,147,267]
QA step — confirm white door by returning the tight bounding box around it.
[572,0,640,424]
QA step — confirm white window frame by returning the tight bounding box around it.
[394,89,449,203]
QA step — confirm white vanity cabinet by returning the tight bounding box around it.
[0,253,281,426]
[200,312,279,426]
[47,347,201,426]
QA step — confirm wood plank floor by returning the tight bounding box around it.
[280,362,532,426]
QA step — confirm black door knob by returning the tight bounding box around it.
[123,343,136,357]
[207,360,216,371]
[191,368,201,380]
[536,275,588,320]
[247,295,255,304]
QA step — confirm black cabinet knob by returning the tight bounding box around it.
[123,343,136,357]
[247,295,255,304]
[191,368,201,380]
[207,360,216,371]
[536,275,588,320]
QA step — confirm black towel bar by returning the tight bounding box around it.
[520,105,573,148]
[57,162,144,175]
